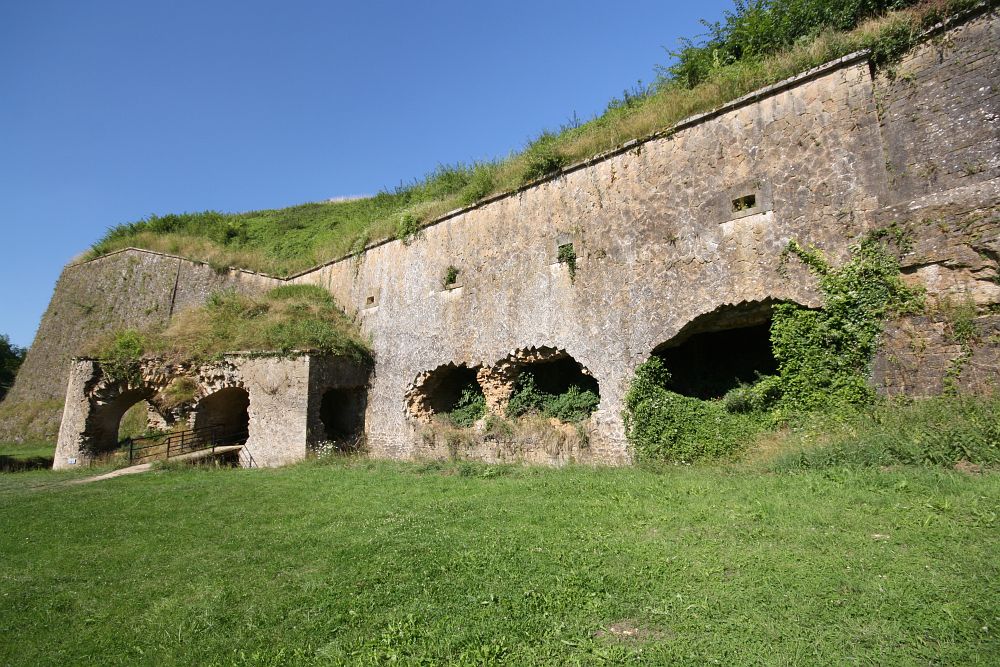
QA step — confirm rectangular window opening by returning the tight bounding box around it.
[732,194,756,212]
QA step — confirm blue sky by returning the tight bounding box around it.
[1,0,732,348]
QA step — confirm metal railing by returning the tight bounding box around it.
[124,425,249,465]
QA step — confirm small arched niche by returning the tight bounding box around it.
[193,387,250,444]
[652,301,779,399]
[406,363,483,423]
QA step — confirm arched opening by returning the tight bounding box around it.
[118,400,155,441]
[406,364,484,424]
[498,347,600,422]
[193,387,250,444]
[320,387,367,448]
[652,301,778,399]
[85,387,157,457]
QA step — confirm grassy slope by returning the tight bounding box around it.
[0,461,996,665]
[86,285,372,366]
[86,1,979,277]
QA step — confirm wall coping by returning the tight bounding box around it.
[67,2,994,283]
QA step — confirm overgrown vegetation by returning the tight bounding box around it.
[625,232,925,463]
[506,371,600,423]
[0,334,26,401]
[85,0,980,276]
[446,383,487,428]
[87,285,371,369]
[624,357,768,462]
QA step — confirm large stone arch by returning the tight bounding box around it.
[53,359,177,465]
[647,299,789,399]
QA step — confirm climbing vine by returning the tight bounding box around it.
[625,231,924,462]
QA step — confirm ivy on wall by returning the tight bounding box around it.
[624,231,925,462]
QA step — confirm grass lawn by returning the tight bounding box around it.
[0,459,996,665]
[0,441,55,472]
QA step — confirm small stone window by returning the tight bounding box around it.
[732,194,756,212]
[722,179,771,222]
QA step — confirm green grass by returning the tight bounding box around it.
[0,459,996,665]
[772,396,1000,469]
[85,0,980,276]
[87,285,372,367]
[0,441,55,472]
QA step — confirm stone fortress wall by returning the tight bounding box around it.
[12,7,1000,465]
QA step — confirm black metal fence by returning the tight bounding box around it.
[123,425,249,465]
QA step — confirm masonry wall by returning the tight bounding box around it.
[2,250,280,440]
[291,9,998,463]
[10,8,1000,461]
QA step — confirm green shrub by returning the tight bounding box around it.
[98,330,147,384]
[624,357,765,462]
[447,384,486,428]
[505,372,599,423]
[0,334,26,401]
[542,385,600,423]
[660,0,925,89]
[395,213,421,245]
[442,265,460,288]
[520,132,567,183]
[557,243,577,281]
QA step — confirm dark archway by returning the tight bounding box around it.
[513,355,599,398]
[406,364,483,422]
[194,387,250,443]
[653,301,778,399]
[320,387,367,447]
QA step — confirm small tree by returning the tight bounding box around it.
[0,334,26,401]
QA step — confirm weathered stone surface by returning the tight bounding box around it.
[873,314,1000,397]
[54,353,369,469]
[13,9,1000,466]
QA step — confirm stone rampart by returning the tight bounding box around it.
[7,7,999,463]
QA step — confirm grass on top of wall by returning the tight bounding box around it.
[85,284,372,373]
[86,0,982,276]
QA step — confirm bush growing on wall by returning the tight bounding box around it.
[624,231,924,462]
[447,383,487,428]
[506,372,599,423]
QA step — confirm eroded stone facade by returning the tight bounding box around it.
[11,8,999,467]
[54,353,369,469]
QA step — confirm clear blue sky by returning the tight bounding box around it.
[1,0,732,348]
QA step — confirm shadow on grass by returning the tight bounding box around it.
[0,455,54,472]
